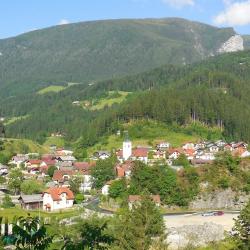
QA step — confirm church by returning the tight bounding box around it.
[116,132,148,164]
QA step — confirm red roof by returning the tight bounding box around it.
[27,159,42,165]
[43,159,56,166]
[184,149,195,156]
[128,195,161,204]
[132,148,148,157]
[44,187,74,201]
[116,161,134,177]
[168,148,182,155]
[52,170,74,182]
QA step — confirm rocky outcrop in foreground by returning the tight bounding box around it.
[167,222,224,249]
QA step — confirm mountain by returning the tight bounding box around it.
[243,35,250,49]
[3,50,250,144]
[0,18,240,99]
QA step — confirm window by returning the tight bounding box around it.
[57,201,60,204]
[66,200,69,204]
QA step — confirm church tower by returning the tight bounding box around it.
[123,131,132,161]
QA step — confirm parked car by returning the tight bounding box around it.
[213,211,224,216]
[201,211,214,216]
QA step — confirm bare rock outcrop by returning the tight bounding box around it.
[189,189,249,210]
[218,35,244,53]
[167,223,225,249]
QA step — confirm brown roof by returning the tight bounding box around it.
[73,162,96,174]
[128,195,161,204]
[43,187,74,201]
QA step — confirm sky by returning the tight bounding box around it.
[0,0,250,39]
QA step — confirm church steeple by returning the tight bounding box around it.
[123,131,132,160]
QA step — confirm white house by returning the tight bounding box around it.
[156,142,170,150]
[168,149,181,160]
[182,143,195,150]
[101,180,113,195]
[43,187,74,211]
[196,152,215,161]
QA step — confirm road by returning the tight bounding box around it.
[84,197,240,231]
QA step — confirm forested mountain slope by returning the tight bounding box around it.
[3,50,250,144]
[0,18,238,98]
[243,35,250,49]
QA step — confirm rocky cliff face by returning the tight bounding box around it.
[218,35,244,53]
[189,189,249,210]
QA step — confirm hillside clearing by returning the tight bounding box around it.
[37,85,67,94]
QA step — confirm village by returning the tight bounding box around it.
[0,133,249,212]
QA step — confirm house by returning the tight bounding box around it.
[55,148,73,156]
[52,170,74,185]
[93,151,111,160]
[215,140,226,147]
[116,161,134,178]
[168,148,182,160]
[184,149,196,160]
[25,159,42,169]
[224,144,233,151]
[101,180,114,195]
[151,150,166,160]
[156,142,170,151]
[56,156,76,163]
[232,142,248,150]
[43,187,74,211]
[72,101,80,105]
[18,194,43,210]
[182,143,195,150]
[10,154,28,167]
[128,195,161,209]
[196,152,215,161]
[131,147,148,164]
[207,144,219,153]
[73,162,95,192]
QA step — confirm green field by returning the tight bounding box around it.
[37,85,67,94]
[4,115,29,126]
[43,136,66,148]
[88,91,130,110]
[0,206,82,222]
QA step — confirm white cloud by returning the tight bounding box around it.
[58,19,70,25]
[162,0,195,8]
[214,1,250,26]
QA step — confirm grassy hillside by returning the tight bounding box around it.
[0,18,236,99]
[87,91,130,110]
[0,138,48,164]
[37,85,68,94]
[88,120,222,153]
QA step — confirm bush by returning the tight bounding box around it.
[75,193,85,204]
[2,194,14,208]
